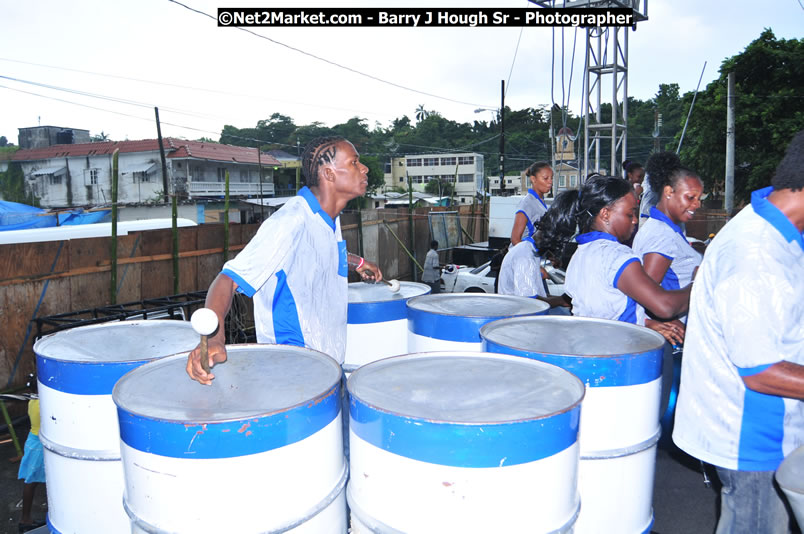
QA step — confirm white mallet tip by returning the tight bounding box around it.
[387,279,401,293]
[191,308,219,336]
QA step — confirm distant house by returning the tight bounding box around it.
[11,139,281,208]
[383,152,485,205]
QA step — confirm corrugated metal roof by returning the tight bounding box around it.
[30,166,66,175]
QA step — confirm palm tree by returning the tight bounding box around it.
[415,105,429,121]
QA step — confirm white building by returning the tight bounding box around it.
[11,139,281,208]
[383,152,484,205]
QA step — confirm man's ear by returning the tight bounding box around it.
[321,164,336,184]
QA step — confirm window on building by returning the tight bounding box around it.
[384,162,391,173]
[570,174,578,187]
[240,169,249,182]
[134,172,152,183]
[407,158,422,167]
[507,179,513,184]
[461,197,466,203]
[458,174,473,183]
[558,175,567,188]
[48,174,62,185]
[85,168,99,185]
[440,157,456,166]
[422,157,438,166]
[399,177,404,182]
[217,168,227,182]
[458,156,474,165]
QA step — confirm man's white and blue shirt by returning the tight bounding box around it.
[221,186,349,363]
[673,187,804,471]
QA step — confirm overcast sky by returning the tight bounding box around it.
[1,0,802,150]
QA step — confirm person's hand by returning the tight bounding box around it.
[186,338,228,385]
[645,318,685,346]
[358,258,383,282]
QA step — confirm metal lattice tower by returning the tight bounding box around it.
[531,1,647,180]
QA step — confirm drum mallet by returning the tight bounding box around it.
[364,269,401,293]
[191,308,219,374]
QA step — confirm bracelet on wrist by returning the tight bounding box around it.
[357,257,365,270]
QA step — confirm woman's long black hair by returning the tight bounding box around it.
[535,175,632,268]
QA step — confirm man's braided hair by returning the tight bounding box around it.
[301,136,346,187]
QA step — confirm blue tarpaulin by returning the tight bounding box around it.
[0,200,110,231]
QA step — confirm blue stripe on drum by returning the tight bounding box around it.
[349,396,580,467]
[348,298,410,324]
[117,384,340,459]
[482,340,662,387]
[36,354,152,395]
[407,307,547,343]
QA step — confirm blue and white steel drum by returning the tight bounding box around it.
[777,444,804,529]
[406,293,549,352]
[347,352,585,533]
[345,281,430,372]
[33,320,199,534]
[113,344,347,534]
[481,316,666,534]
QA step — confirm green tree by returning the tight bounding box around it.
[678,30,804,204]
[0,161,28,203]
[90,131,110,142]
[0,136,8,147]
[424,178,454,199]
[359,155,385,195]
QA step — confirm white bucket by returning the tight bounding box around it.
[347,351,585,533]
[481,316,665,534]
[345,281,430,373]
[33,320,200,534]
[777,444,804,530]
[113,344,347,533]
[406,294,549,352]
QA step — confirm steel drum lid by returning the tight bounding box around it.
[480,315,665,356]
[114,344,341,422]
[348,281,431,324]
[777,444,804,493]
[348,281,430,303]
[34,320,200,363]
[349,352,583,423]
[407,293,549,318]
[348,352,584,467]
[114,345,342,458]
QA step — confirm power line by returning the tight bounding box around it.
[167,0,494,109]
[0,57,393,120]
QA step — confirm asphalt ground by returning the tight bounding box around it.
[0,415,723,534]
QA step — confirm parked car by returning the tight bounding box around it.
[440,261,566,297]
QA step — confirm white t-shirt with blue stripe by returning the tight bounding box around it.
[515,189,548,240]
[632,206,702,323]
[565,232,643,324]
[673,187,804,471]
[221,186,349,364]
[498,238,546,298]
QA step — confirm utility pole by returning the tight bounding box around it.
[499,79,506,195]
[257,146,264,222]
[154,107,170,203]
[725,72,735,215]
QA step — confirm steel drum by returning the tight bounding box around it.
[113,344,347,533]
[347,351,584,533]
[33,320,199,534]
[345,281,430,372]
[406,293,549,352]
[481,316,665,534]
